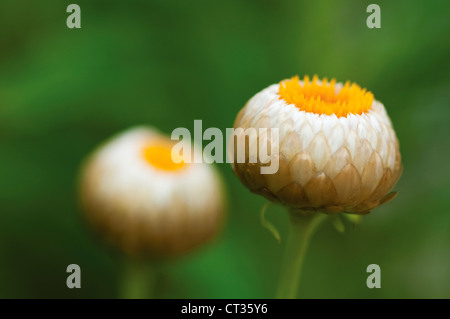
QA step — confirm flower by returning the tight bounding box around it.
[79,126,225,256]
[230,75,402,214]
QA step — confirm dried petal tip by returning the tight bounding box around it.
[229,76,402,214]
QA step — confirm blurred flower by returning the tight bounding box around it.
[79,126,224,256]
[230,75,402,214]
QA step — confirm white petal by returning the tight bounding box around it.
[308,131,331,171]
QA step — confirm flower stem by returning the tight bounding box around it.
[120,259,156,299]
[276,210,326,299]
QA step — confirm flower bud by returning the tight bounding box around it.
[80,127,225,256]
[230,76,402,214]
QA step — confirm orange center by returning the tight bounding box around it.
[142,141,186,172]
[278,75,374,117]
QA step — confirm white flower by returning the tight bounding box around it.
[230,75,402,214]
[80,126,224,256]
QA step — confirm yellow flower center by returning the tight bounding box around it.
[142,141,186,172]
[278,75,374,117]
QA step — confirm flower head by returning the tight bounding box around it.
[80,127,225,256]
[230,75,402,214]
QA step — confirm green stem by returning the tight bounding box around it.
[120,259,156,299]
[276,210,326,299]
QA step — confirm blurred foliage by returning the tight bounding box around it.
[0,0,450,298]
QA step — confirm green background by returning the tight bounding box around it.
[1,0,449,298]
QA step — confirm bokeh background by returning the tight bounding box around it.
[1,0,449,298]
